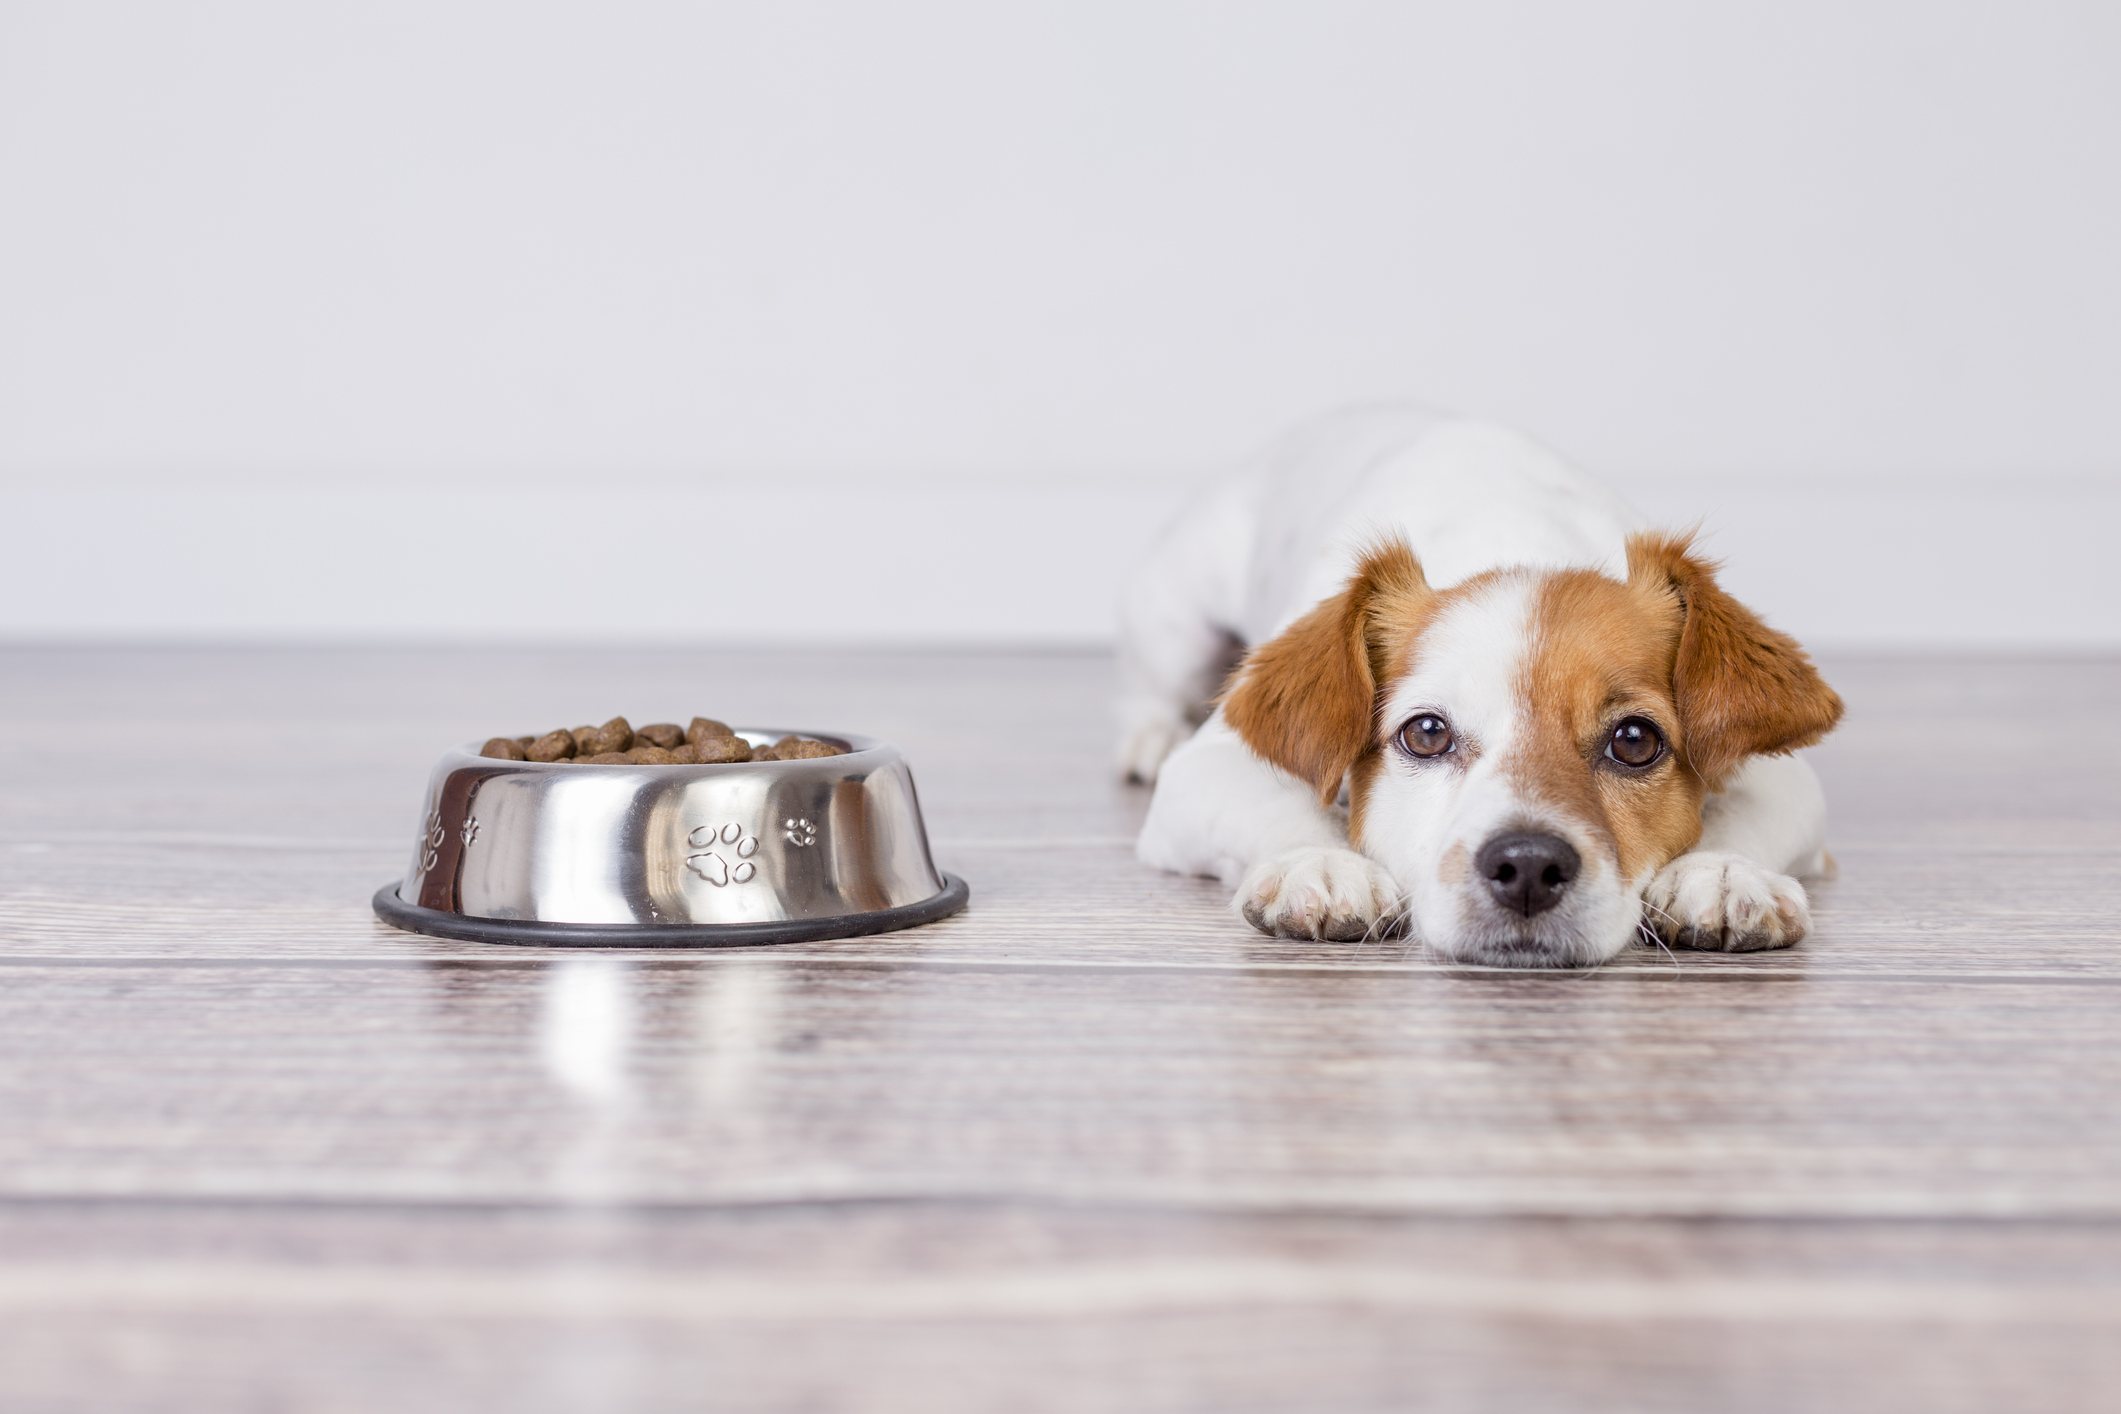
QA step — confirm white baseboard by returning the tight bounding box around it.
[1619,477,2121,652]
[2,481,1189,645]
[6,478,2116,649]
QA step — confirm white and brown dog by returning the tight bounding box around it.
[1120,406,1843,967]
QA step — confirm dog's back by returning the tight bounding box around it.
[1238,405,1642,639]
[1119,405,1641,781]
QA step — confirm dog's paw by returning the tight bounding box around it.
[1643,851,1811,952]
[1117,711,1192,784]
[1235,847,1403,942]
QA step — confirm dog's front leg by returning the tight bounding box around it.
[1137,715,1401,941]
[1644,752,1832,952]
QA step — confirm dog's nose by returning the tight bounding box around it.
[1475,833,1581,917]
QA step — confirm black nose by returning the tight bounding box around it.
[1475,832,1581,917]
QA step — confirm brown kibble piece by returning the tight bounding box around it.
[495,716,801,765]
[686,717,734,747]
[585,716,633,755]
[528,729,578,762]
[691,735,753,764]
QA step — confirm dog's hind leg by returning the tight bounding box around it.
[1115,473,1258,783]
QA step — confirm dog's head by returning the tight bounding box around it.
[1222,534,1842,966]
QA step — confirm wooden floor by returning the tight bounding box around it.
[3,647,2119,1413]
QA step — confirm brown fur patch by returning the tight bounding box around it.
[1346,750,1385,848]
[1509,540,1845,883]
[1519,569,1705,881]
[1626,533,1844,787]
[1223,539,1434,806]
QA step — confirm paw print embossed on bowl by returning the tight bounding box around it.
[374,728,966,947]
[686,822,761,886]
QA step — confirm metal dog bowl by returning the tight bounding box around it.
[372,728,967,947]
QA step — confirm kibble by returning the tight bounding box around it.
[527,729,578,762]
[690,734,752,764]
[636,722,686,750]
[482,716,848,765]
[756,735,841,761]
[585,716,634,755]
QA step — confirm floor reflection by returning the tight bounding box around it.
[536,957,648,1412]
[540,956,639,1109]
[690,958,783,1127]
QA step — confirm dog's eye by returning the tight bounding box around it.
[1606,718,1664,768]
[1399,714,1455,758]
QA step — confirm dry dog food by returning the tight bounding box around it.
[758,737,842,760]
[479,715,847,765]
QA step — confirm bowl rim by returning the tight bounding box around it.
[452,726,888,769]
[373,873,969,948]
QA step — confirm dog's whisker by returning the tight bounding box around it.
[1635,910,1684,975]
[1404,904,1442,967]
[1375,890,1414,962]
[1651,934,1682,975]
[1353,902,1396,957]
[1638,898,1685,933]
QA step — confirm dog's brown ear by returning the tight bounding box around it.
[1222,539,1431,806]
[1627,532,1843,788]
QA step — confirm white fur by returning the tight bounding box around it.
[1233,846,1404,943]
[1358,575,1644,966]
[1125,405,1831,965]
[1638,753,1831,953]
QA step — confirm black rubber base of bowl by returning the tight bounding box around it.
[371,874,969,949]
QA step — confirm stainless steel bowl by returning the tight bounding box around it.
[372,728,967,946]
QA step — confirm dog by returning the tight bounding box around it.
[1120,406,1843,967]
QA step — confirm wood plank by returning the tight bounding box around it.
[0,1205,2116,1414]
[0,960,2117,1215]
[2,646,2119,1412]
[7,835,2121,977]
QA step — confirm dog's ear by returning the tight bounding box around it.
[1222,538,1431,806]
[1627,531,1843,787]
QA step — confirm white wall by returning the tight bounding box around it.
[3,2,2116,648]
